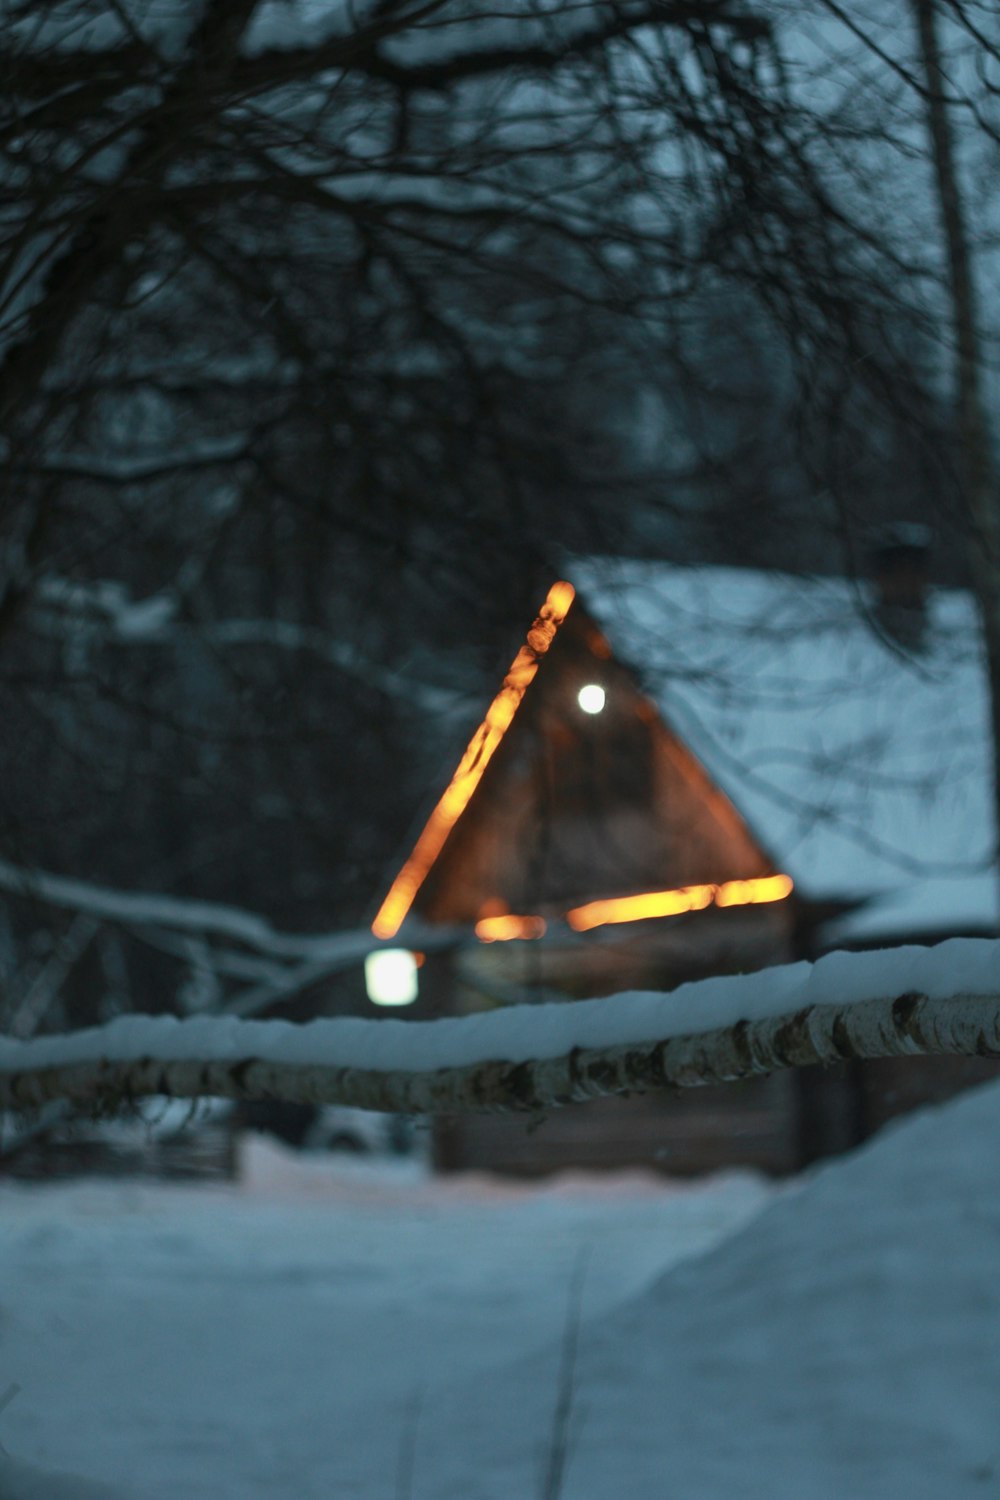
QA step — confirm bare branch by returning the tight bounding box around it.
[234,3,772,98]
[0,856,367,961]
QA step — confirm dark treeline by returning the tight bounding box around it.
[0,0,994,1028]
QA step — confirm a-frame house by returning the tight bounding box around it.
[369,580,802,1174]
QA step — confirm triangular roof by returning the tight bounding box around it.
[371,580,791,942]
[571,559,998,941]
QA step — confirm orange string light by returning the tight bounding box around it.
[371,581,576,940]
[474,914,548,943]
[566,885,715,932]
[565,874,793,933]
[714,874,794,908]
[467,876,794,942]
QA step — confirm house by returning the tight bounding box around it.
[369,543,998,1175]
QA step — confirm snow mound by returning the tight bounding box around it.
[0,1456,124,1500]
[426,1078,1000,1500]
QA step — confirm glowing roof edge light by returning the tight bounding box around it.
[565,874,794,933]
[459,875,794,943]
[475,914,547,943]
[371,580,577,940]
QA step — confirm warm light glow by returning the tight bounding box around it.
[364,949,419,1007]
[715,874,794,907]
[567,885,716,932]
[585,626,613,660]
[566,874,793,933]
[577,683,606,715]
[475,914,548,942]
[371,581,576,939]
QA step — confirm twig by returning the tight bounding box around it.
[394,1386,423,1500]
[8,914,98,1039]
[539,1247,590,1500]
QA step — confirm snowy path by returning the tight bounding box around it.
[0,1143,769,1498]
[7,1080,1000,1500]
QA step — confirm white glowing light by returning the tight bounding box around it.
[365,949,419,1007]
[577,683,606,715]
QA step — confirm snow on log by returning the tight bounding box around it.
[1,940,999,1117]
[2,990,1000,1117]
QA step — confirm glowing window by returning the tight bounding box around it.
[364,949,419,1007]
[577,683,606,715]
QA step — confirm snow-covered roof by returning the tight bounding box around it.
[571,560,998,940]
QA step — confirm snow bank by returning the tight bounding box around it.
[5,1074,1000,1497]
[0,1153,768,1499]
[425,1076,1000,1499]
[2,938,998,1080]
[0,1455,123,1500]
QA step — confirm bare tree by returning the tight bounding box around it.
[2,0,988,1035]
[800,0,1000,895]
[0,4,865,907]
[908,0,1000,840]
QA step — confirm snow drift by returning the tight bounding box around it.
[423,1078,1000,1500]
[4,1075,1000,1498]
[0,1455,123,1500]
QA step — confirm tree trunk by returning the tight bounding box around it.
[910,0,1000,916]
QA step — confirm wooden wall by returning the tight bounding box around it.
[435,1074,800,1178]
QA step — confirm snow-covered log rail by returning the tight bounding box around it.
[2,941,999,1117]
[3,989,1000,1118]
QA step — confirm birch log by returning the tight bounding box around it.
[2,990,1000,1117]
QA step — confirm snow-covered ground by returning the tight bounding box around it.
[3,1079,999,1498]
[0,1138,769,1499]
